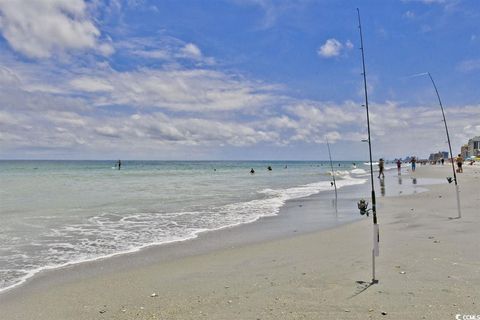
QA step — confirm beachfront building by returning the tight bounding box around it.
[461,144,469,159]
[467,136,480,157]
[428,151,449,162]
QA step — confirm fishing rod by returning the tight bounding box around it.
[326,138,338,209]
[356,8,379,284]
[427,72,461,219]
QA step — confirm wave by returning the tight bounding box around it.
[350,168,367,175]
[0,174,366,294]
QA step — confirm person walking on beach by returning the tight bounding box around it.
[378,158,385,179]
[410,157,416,172]
[441,158,445,165]
[117,160,121,170]
[456,154,464,173]
[396,159,401,175]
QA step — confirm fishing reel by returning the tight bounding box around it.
[357,199,371,216]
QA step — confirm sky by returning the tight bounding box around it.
[0,0,479,160]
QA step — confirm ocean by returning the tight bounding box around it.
[0,160,368,292]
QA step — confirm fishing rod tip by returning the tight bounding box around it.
[401,72,429,80]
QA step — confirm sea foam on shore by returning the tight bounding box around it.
[0,160,366,293]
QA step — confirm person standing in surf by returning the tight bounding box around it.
[378,158,385,179]
[396,159,401,175]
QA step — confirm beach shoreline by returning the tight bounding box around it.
[0,160,367,294]
[1,165,479,319]
[0,170,369,296]
[0,165,432,297]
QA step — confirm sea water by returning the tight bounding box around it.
[0,160,367,292]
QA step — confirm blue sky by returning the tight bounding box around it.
[0,0,479,160]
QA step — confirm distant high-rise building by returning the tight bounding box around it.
[461,144,469,159]
[429,151,449,162]
[468,136,480,157]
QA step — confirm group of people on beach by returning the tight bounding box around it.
[377,156,419,178]
[376,153,469,178]
[377,157,407,178]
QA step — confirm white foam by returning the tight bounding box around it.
[0,174,367,294]
[350,168,367,175]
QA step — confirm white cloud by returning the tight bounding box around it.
[126,38,215,65]
[177,43,214,64]
[0,0,113,58]
[70,77,115,92]
[456,59,480,72]
[403,10,415,19]
[0,40,478,159]
[324,131,342,143]
[0,65,21,85]
[132,49,170,60]
[94,126,120,138]
[234,0,308,30]
[1,73,479,158]
[69,68,279,112]
[180,43,202,59]
[317,39,353,58]
[318,39,342,58]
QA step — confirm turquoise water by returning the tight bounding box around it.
[0,160,367,292]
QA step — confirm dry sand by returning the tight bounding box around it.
[1,165,479,319]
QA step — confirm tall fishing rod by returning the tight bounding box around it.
[357,8,379,284]
[427,72,461,219]
[326,138,338,209]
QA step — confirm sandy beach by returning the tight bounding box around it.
[1,164,479,320]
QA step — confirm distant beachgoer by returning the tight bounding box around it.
[456,154,464,173]
[250,168,255,174]
[441,158,444,165]
[267,166,272,171]
[284,165,288,169]
[378,158,385,179]
[352,162,357,168]
[396,159,401,175]
[117,160,121,170]
[410,157,416,172]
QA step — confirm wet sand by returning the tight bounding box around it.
[1,164,479,319]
